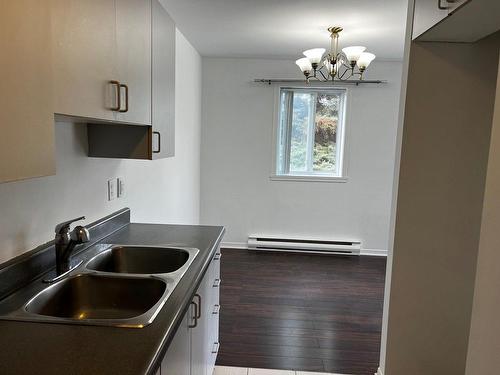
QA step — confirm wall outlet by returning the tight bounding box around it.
[117,177,125,198]
[108,179,116,201]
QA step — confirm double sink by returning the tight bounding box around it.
[0,245,199,328]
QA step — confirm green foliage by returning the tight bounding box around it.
[314,143,336,172]
[286,91,341,173]
[315,116,337,145]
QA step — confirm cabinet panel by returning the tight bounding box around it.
[152,0,175,158]
[51,0,117,121]
[115,0,152,125]
[161,255,221,375]
[416,0,498,43]
[0,0,55,183]
[191,278,211,375]
[412,0,449,39]
[161,313,191,375]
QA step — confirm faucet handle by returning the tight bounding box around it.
[55,216,86,234]
[71,225,90,243]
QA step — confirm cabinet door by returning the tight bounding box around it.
[161,313,191,375]
[51,0,118,121]
[448,0,470,14]
[151,0,175,158]
[191,281,211,375]
[0,0,55,183]
[412,0,449,39]
[115,0,152,125]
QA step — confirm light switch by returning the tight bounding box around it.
[108,179,116,201]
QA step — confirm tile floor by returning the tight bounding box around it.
[214,366,347,375]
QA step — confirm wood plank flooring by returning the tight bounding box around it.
[216,249,386,375]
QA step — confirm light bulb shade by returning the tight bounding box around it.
[342,46,366,62]
[357,52,376,69]
[296,57,312,73]
[303,48,326,64]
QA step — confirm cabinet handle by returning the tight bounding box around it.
[119,83,129,113]
[194,293,201,319]
[110,80,121,111]
[212,304,220,315]
[437,0,449,9]
[153,131,161,153]
[211,342,220,354]
[188,301,198,328]
[213,279,221,288]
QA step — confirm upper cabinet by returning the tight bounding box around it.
[51,0,152,126]
[412,0,450,40]
[413,0,500,42]
[51,0,117,122]
[115,0,152,125]
[87,0,176,159]
[151,0,175,159]
[0,0,55,183]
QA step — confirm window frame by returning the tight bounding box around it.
[270,85,350,183]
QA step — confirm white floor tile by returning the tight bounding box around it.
[248,368,295,375]
[214,366,249,375]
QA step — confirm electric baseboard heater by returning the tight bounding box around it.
[248,235,361,255]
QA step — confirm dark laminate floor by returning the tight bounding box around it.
[216,249,386,375]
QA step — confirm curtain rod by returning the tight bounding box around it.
[254,79,387,86]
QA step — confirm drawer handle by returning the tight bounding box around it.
[213,252,222,261]
[194,293,202,319]
[213,279,221,288]
[212,304,220,315]
[110,80,121,111]
[153,131,161,153]
[211,342,220,354]
[119,83,129,113]
[188,301,198,328]
[437,0,451,9]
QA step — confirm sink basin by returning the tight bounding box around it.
[0,246,198,328]
[86,246,190,274]
[25,274,166,321]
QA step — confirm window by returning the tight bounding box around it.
[274,87,347,180]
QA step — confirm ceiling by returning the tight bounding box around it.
[160,0,408,60]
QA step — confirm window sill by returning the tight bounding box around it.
[269,175,348,183]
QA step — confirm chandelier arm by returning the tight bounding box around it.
[338,68,352,80]
[317,68,329,81]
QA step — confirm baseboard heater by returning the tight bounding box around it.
[248,235,361,255]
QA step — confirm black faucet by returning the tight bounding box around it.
[54,216,90,275]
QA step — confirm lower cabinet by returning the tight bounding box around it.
[159,248,221,375]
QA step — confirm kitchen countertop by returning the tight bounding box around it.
[0,221,224,375]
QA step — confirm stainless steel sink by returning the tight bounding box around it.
[26,274,166,323]
[0,245,199,328]
[86,246,190,274]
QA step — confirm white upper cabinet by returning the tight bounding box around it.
[412,0,452,39]
[0,0,55,183]
[413,0,500,42]
[115,0,152,125]
[152,0,175,158]
[51,0,152,125]
[51,0,118,122]
[87,0,176,160]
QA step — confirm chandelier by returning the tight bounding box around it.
[295,26,376,83]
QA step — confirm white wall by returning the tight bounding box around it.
[0,30,201,264]
[200,58,402,253]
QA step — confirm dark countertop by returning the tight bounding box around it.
[0,222,224,375]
